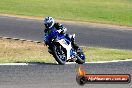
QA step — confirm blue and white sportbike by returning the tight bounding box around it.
[44,28,85,65]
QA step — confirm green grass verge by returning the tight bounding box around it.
[83,47,132,62]
[0,38,132,63]
[0,0,132,26]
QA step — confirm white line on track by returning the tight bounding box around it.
[0,59,131,65]
[0,63,29,65]
[66,59,132,64]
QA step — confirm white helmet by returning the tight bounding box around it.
[44,17,55,28]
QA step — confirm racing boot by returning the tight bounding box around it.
[65,34,79,51]
[48,46,53,54]
[70,34,79,51]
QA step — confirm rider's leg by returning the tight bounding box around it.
[65,34,79,50]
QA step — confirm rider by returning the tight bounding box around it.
[43,17,79,53]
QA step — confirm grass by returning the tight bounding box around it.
[0,0,132,26]
[0,39,55,63]
[83,47,132,62]
[0,38,132,63]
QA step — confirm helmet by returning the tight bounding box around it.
[44,17,55,28]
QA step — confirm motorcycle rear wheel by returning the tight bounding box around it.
[76,48,85,64]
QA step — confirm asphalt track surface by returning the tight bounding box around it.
[0,62,132,88]
[0,16,132,88]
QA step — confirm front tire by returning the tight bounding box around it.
[52,45,67,65]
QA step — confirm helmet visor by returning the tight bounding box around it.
[44,21,53,28]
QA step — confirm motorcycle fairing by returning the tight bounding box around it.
[58,38,74,60]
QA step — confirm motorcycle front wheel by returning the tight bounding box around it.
[52,45,67,65]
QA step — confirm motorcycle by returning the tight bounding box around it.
[44,28,85,65]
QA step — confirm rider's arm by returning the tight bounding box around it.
[54,23,67,34]
[43,28,49,45]
[44,28,48,33]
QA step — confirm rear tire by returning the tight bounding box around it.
[76,48,85,64]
